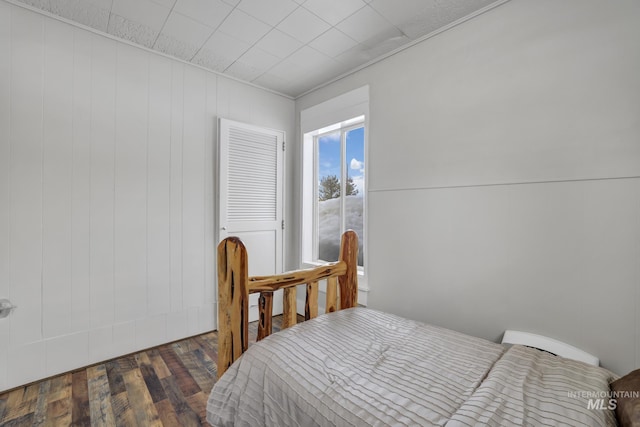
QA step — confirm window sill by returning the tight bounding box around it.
[301,261,369,294]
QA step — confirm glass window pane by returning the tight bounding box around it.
[317,132,341,262]
[345,127,365,266]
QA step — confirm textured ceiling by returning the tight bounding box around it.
[14,0,503,97]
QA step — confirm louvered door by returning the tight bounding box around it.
[218,118,284,321]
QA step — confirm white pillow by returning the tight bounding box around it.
[502,330,599,366]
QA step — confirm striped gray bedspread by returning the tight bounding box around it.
[207,307,505,426]
[206,308,618,426]
[446,345,618,427]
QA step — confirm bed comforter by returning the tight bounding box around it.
[206,308,617,427]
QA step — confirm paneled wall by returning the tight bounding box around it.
[295,0,640,375]
[0,2,294,391]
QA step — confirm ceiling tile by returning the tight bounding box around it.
[149,0,177,8]
[49,0,110,32]
[224,62,263,81]
[17,0,50,11]
[234,46,280,71]
[15,0,505,97]
[193,30,250,71]
[192,48,235,72]
[369,0,441,39]
[302,66,343,89]
[280,59,345,94]
[302,0,365,26]
[159,11,213,48]
[111,0,171,32]
[202,31,251,58]
[309,28,358,58]
[224,47,280,81]
[84,0,114,10]
[437,0,499,24]
[369,0,436,27]
[173,0,232,29]
[267,56,309,81]
[107,14,160,48]
[276,7,330,44]
[336,5,395,44]
[253,72,296,96]
[154,33,198,60]
[236,0,298,26]
[362,32,410,56]
[255,29,302,59]
[359,26,405,50]
[285,45,332,71]
[216,9,271,45]
[286,80,315,96]
[65,0,112,10]
[334,44,375,68]
[397,13,448,40]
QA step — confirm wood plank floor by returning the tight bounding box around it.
[0,315,297,426]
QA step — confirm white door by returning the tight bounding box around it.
[218,118,285,321]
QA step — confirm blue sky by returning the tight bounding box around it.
[318,126,365,194]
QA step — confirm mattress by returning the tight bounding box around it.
[207,307,506,426]
[206,307,618,427]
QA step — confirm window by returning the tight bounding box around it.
[301,86,369,287]
[313,119,365,267]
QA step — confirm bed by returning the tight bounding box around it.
[207,231,633,427]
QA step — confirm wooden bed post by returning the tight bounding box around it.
[216,231,359,379]
[338,230,358,309]
[217,237,249,380]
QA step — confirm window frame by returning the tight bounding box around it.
[311,120,365,268]
[300,86,369,304]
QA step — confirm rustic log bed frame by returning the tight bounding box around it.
[216,230,359,379]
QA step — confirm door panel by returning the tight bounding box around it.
[231,230,277,313]
[218,118,284,321]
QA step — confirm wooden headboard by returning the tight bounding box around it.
[216,230,359,379]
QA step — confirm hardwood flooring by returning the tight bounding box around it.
[0,315,296,426]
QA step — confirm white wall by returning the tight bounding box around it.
[0,1,294,391]
[295,0,640,375]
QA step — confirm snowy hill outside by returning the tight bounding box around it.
[318,195,364,266]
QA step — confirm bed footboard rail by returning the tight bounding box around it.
[216,230,358,379]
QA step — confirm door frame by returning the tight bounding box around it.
[216,117,286,322]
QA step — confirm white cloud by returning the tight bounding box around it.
[320,132,340,143]
[350,158,363,171]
